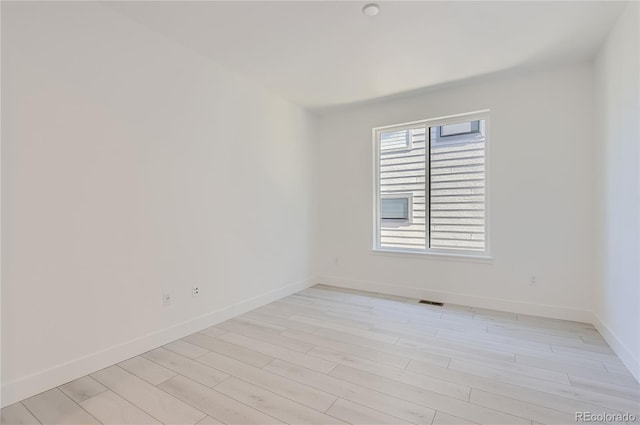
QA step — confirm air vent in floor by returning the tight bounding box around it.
[419,299,444,306]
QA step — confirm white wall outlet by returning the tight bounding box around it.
[163,292,172,306]
[192,287,200,297]
[529,275,537,286]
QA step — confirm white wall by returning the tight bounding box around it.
[594,2,640,380]
[1,2,315,405]
[314,64,596,321]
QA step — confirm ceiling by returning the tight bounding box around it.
[106,1,626,109]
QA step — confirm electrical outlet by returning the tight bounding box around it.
[529,275,537,286]
[192,287,200,297]
[163,292,172,306]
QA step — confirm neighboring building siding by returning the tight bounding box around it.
[430,134,486,250]
[379,126,486,251]
[379,128,427,249]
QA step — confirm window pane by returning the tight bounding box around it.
[439,120,480,137]
[380,129,409,151]
[430,120,486,251]
[381,198,409,220]
[378,127,426,250]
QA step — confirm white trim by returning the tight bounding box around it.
[0,277,315,408]
[482,116,491,256]
[314,276,594,323]
[592,315,640,382]
[371,248,494,263]
[375,109,490,131]
[373,125,380,249]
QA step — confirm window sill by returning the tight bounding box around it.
[370,248,494,264]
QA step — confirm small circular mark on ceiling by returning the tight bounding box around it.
[362,3,380,17]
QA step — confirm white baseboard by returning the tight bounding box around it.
[315,275,594,323]
[592,315,640,382]
[0,278,315,408]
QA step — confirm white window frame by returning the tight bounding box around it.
[372,110,491,259]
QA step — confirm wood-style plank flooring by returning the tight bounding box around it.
[3,285,639,424]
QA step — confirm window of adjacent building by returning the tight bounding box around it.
[381,194,412,224]
[373,111,489,255]
[380,129,412,152]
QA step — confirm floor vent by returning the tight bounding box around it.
[419,300,444,306]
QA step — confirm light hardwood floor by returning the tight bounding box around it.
[2,285,639,425]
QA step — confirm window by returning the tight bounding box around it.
[380,129,411,152]
[381,194,412,224]
[439,120,480,137]
[373,111,489,256]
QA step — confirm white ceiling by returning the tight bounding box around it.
[106,1,626,109]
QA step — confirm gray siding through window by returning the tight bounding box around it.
[378,123,486,251]
[379,128,427,249]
